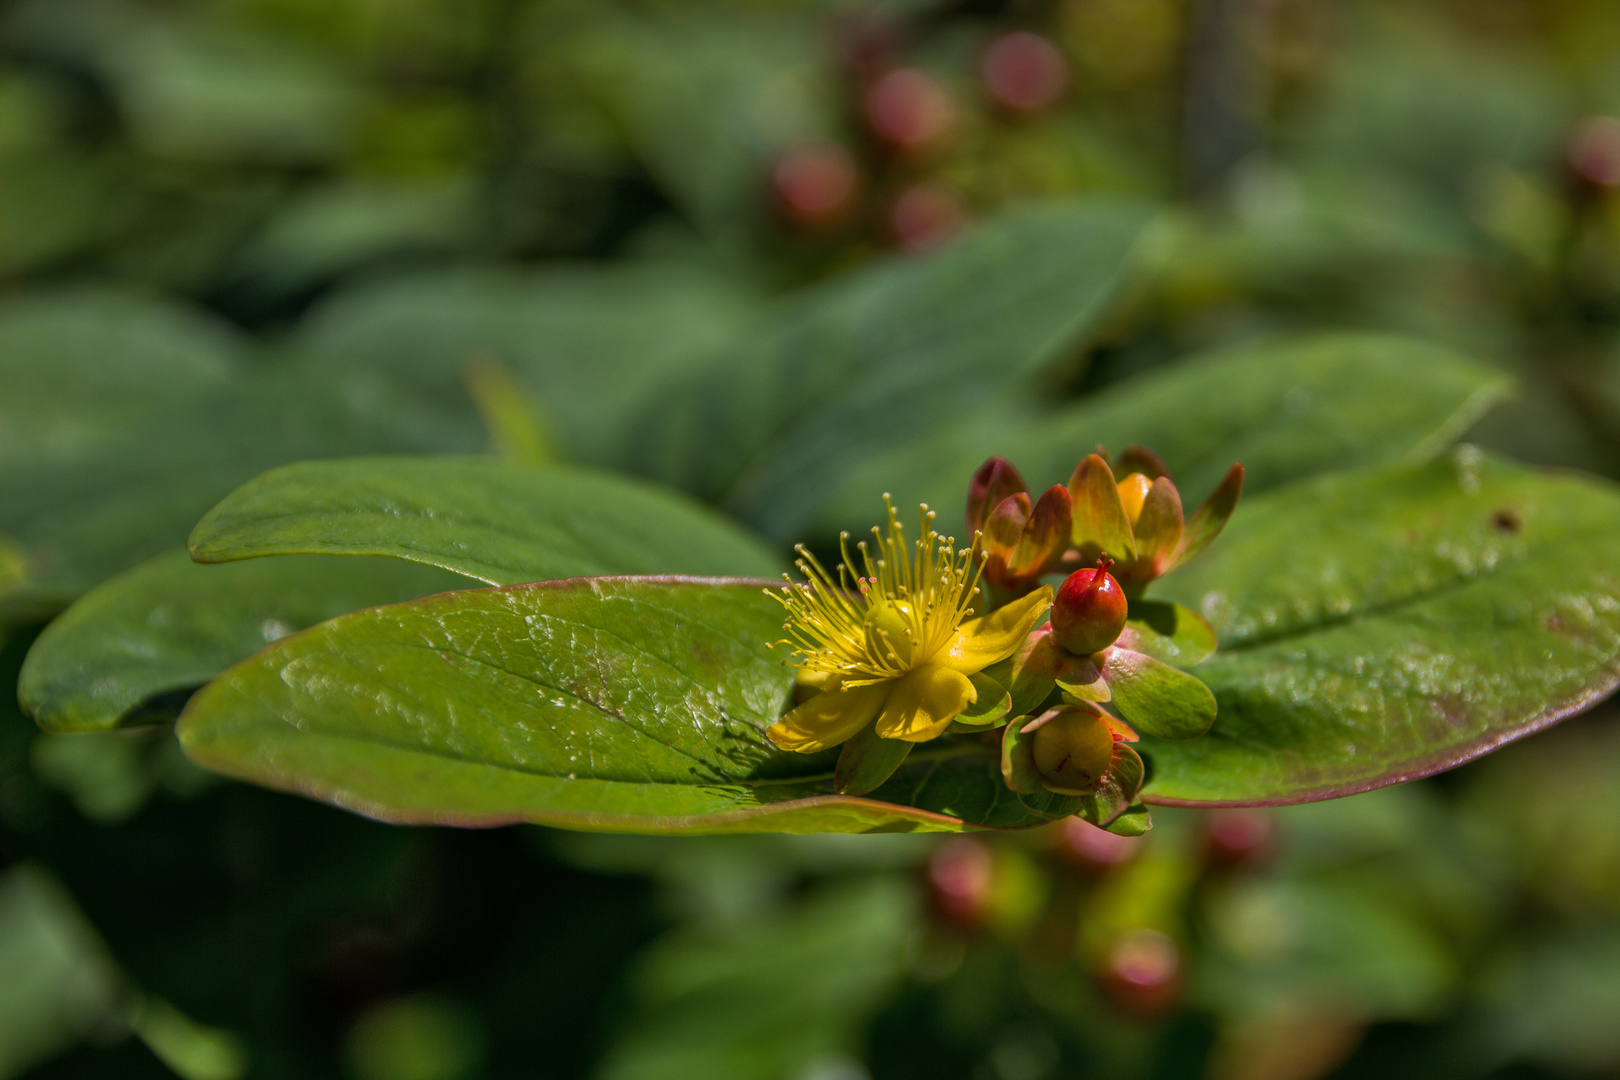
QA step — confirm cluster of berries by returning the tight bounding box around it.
[770,26,1071,251]
[925,810,1277,1019]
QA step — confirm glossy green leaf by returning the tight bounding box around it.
[188,457,785,585]
[1144,449,1620,804]
[19,551,470,733]
[1118,601,1218,666]
[1098,649,1218,739]
[630,197,1159,539]
[816,331,1513,541]
[177,578,1055,834]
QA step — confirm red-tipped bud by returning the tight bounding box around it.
[979,484,1072,597]
[967,456,1028,535]
[890,183,965,251]
[772,143,860,229]
[928,837,994,929]
[1100,929,1182,1017]
[1056,817,1140,872]
[1030,708,1114,795]
[1050,562,1128,656]
[866,68,955,151]
[981,32,1069,114]
[1203,809,1277,871]
[982,492,1032,559]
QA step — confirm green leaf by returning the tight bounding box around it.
[595,879,911,1080]
[0,287,478,615]
[293,263,758,469]
[1119,601,1217,666]
[19,551,470,733]
[630,197,1159,539]
[815,330,1513,541]
[176,578,1054,834]
[188,457,785,585]
[1144,449,1620,804]
[1098,648,1218,739]
[833,724,912,797]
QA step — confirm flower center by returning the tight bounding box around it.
[767,498,982,687]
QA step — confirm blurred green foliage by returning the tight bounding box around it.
[7,0,1620,1077]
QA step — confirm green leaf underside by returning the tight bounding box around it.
[188,456,786,585]
[1145,450,1620,805]
[816,330,1513,540]
[19,552,472,733]
[177,578,1056,834]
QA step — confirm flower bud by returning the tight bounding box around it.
[1116,472,1153,526]
[1203,809,1277,871]
[772,142,860,229]
[981,31,1068,114]
[1056,817,1140,872]
[1030,707,1114,795]
[866,67,954,152]
[1100,929,1182,1017]
[929,837,994,929]
[1050,563,1127,656]
[967,456,1028,536]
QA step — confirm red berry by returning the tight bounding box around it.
[1203,808,1277,870]
[772,143,860,228]
[865,68,954,151]
[1101,929,1182,1017]
[890,184,965,251]
[1057,817,1140,872]
[981,32,1069,113]
[1050,565,1128,655]
[928,837,994,929]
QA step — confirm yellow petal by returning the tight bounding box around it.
[875,664,977,743]
[946,586,1052,673]
[767,682,890,753]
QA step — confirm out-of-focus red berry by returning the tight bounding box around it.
[772,143,860,229]
[1050,564,1128,656]
[929,837,994,928]
[890,184,965,251]
[1203,808,1277,870]
[865,68,954,151]
[1101,928,1182,1017]
[1057,817,1140,872]
[1569,116,1620,188]
[981,32,1069,113]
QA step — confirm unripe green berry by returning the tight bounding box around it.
[1031,709,1115,795]
[1051,566,1127,655]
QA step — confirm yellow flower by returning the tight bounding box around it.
[766,500,1052,753]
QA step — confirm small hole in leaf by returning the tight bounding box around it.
[1490,508,1521,534]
